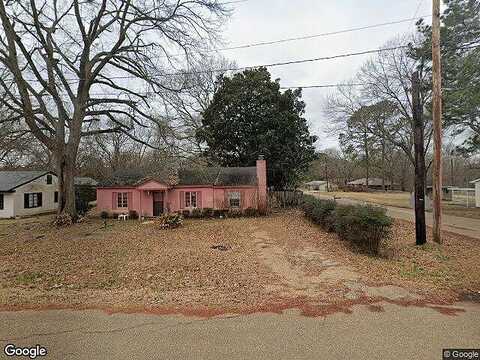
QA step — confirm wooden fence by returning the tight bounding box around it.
[268,190,304,209]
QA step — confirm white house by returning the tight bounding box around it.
[0,171,59,218]
[305,180,328,192]
[471,178,480,208]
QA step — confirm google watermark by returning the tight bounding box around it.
[3,344,47,359]
[443,349,480,360]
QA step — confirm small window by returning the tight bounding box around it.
[228,191,241,208]
[24,193,42,209]
[117,192,128,208]
[46,174,52,185]
[185,192,198,208]
[0,194,4,210]
[54,191,58,203]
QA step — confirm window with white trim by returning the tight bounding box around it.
[228,191,241,208]
[185,192,198,208]
[24,193,42,209]
[117,192,128,208]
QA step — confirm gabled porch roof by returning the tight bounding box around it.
[136,179,171,190]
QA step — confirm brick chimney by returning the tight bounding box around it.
[256,155,267,214]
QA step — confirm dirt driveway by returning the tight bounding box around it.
[1,210,478,317]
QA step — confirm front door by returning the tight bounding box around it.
[153,192,164,216]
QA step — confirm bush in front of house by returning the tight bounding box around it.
[191,208,203,218]
[156,213,183,229]
[202,208,214,218]
[301,195,392,255]
[227,209,243,218]
[129,210,139,220]
[244,207,259,217]
[100,211,109,219]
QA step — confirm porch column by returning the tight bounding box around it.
[139,190,142,221]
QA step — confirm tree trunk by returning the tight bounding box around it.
[364,131,369,191]
[412,71,427,246]
[381,141,386,191]
[56,152,77,220]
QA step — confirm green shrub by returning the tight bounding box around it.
[301,195,392,256]
[301,195,317,217]
[228,209,243,218]
[191,208,203,218]
[156,213,183,229]
[213,209,227,218]
[311,200,336,232]
[244,207,258,217]
[100,211,109,219]
[203,208,214,218]
[129,210,139,220]
[334,204,392,255]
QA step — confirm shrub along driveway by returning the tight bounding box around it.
[1,210,479,316]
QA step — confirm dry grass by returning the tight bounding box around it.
[0,211,478,311]
[326,191,480,220]
[328,191,411,208]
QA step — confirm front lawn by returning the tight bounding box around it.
[0,211,478,313]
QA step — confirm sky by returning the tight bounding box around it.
[218,0,433,150]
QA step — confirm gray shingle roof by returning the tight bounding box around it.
[74,177,98,186]
[0,171,51,192]
[305,181,327,186]
[99,166,258,188]
[347,178,392,186]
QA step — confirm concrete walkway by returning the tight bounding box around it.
[1,303,479,360]
[313,193,480,240]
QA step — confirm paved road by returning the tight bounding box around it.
[1,302,479,360]
[312,193,480,240]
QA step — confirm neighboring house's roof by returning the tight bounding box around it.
[305,181,327,186]
[347,178,392,186]
[0,171,53,192]
[99,166,258,188]
[74,177,98,186]
[471,178,480,184]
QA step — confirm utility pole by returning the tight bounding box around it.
[323,154,329,192]
[413,71,427,246]
[432,0,443,243]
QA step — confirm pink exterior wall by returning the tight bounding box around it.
[96,159,268,217]
[256,158,267,214]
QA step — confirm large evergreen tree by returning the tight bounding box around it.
[197,67,317,189]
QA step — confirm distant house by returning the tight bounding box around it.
[96,157,267,217]
[0,171,98,219]
[471,179,480,208]
[426,185,455,201]
[304,180,328,192]
[347,178,394,191]
[0,171,58,218]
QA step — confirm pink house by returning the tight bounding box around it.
[96,157,267,217]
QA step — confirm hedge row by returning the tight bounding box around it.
[302,195,393,255]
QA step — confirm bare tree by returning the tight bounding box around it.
[325,37,433,189]
[0,0,229,219]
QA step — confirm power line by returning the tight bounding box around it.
[18,45,409,84]
[280,83,363,90]
[410,0,425,28]
[200,15,432,54]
